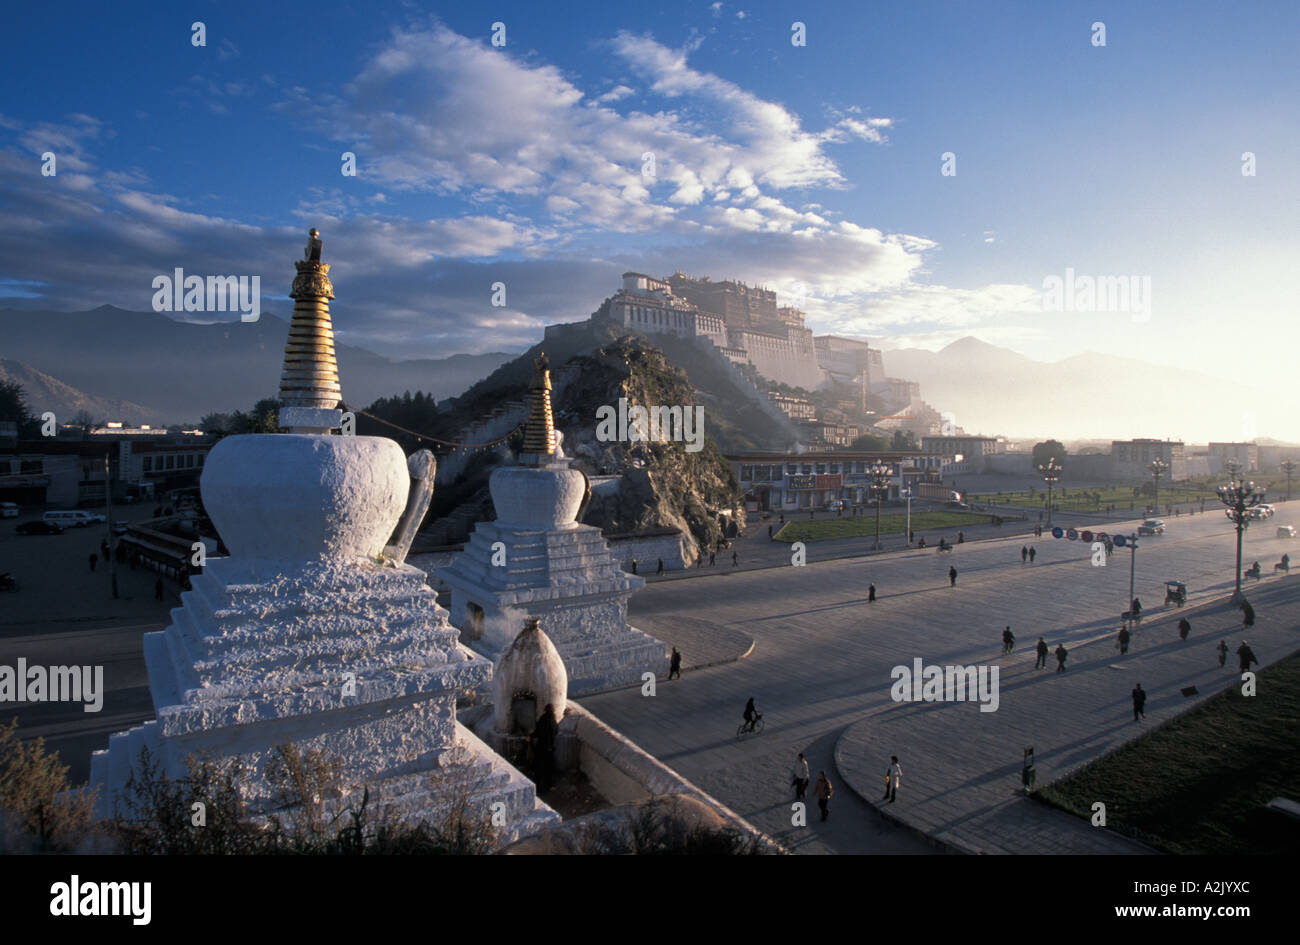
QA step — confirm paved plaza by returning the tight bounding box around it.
[581,510,1300,854]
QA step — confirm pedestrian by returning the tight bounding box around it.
[957,531,965,543]
[768,524,773,539]
[1240,600,1255,627]
[1131,597,1142,626]
[1237,641,1257,674]
[868,583,876,603]
[1055,644,1068,672]
[732,551,738,567]
[155,577,164,601]
[814,771,833,820]
[1029,546,1037,562]
[1178,617,1190,641]
[882,755,901,804]
[1117,625,1130,655]
[656,558,664,575]
[1216,640,1228,667]
[1035,637,1049,669]
[1021,545,1028,563]
[531,703,559,792]
[631,559,638,575]
[792,752,810,802]
[88,553,97,572]
[668,647,681,680]
[1131,683,1146,722]
[1002,626,1015,654]
[948,566,957,587]
[709,551,716,566]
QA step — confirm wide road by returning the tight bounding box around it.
[581,506,1299,853]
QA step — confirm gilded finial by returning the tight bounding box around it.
[522,352,556,457]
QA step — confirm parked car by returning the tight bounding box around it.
[825,499,846,511]
[43,510,105,528]
[1138,519,1166,536]
[0,502,18,519]
[1279,525,1297,539]
[17,520,64,535]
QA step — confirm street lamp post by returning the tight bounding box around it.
[1148,457,1168,515]
[1282,459,1297,502]
[1217,471,1265,602]
[1124,531,1138,631]
[1037,457,1062,527]
[104,454,119,600]
[902,487,913,547]
[869,463,892,551]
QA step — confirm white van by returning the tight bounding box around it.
[43,510,101,528]
[0,502,18,519]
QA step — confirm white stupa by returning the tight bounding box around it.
[89,230,558,838]
[440,354,669,694]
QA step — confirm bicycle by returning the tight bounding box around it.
[736,714,765,740]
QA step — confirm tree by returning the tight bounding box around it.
[849,433,889,451]
[1032,439,1068,470]
[0,380,41,439]
[891,429,917,450]
[68,410,99,436]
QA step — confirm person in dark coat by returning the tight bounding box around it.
[1036,637,1049,669]
[1002,627,1015,654]
[1217,640,1228,667]
[1240,600,1255,627]
[668,647,681,680]
[814,771,833,821]
[1237,641,1257,674]
[1131,683,1146,721]
[949,566,957,587]
[1021,545,1028,563]
[1117,626,1130,655]
[630,559,637,575]
[1131,597,1143,625]
[1178,617,1191,641]
[732,551,738,566]
[868,583,876,603]
[1029,546,1037,562]
[531,703,559,792]
[656,558,664,575]
[1055,644,1068,672]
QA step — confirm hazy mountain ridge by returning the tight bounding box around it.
[0,358,169,426]
[883,337,1293,442]
[0,307,514,421]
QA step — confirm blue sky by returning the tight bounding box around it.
[1,1,1297,404]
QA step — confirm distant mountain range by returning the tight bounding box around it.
[883,337,1294,443]
[0,307,513,423]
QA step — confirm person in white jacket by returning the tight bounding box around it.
[883,756,902,803]
[792,752,810,801]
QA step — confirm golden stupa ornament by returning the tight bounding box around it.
[521,352,556,459]
[280,228,342,418]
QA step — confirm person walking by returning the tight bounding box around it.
[1178,617,1191,641]
[1117,625,1130,655]
[792,752,810,802]
[814,771,833,821]
[1217,639,1229,667]
[1029,546,1037,563]
[868,583,876,603]
[1240,600,1255,627]
[1131,597,1143,626]
[948,566,957,587]
[1131,683,1146,722]
[630,559,638,575]
[1055,644,1069,673]
[1036,637,1049,669]
[732,551,739,567]
[668,647,681,680]
[768,524,773,539]
[1021,545,1028,563]
[882,756,901,804]
[1237,641,1257,674]
[87,553,97,572]
[656,558,664,575]
[1002,627,1015,654]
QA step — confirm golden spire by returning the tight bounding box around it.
[522,352,556,458]
[280,227,341,411]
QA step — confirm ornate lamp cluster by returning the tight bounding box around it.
[868,463,892,550]
[1148,457,1168,511]
[1036,457,1062,526]
[1217,468,1266,600]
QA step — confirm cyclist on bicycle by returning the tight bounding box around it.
[743,697,762,732]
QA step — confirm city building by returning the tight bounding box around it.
[1207,441,1258,472]
[1110,438,1188,481]
[729,450,953,510]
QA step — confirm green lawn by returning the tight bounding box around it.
[774,510,1005,543]
[1035,650,1300,854]
[969,485,1221,514]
